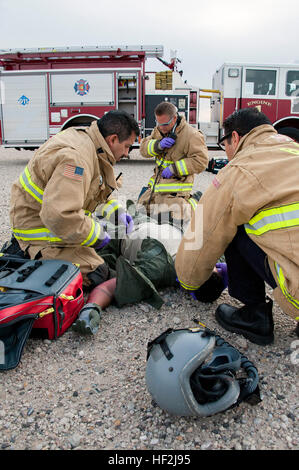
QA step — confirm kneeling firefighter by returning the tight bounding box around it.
[8,111,139,335]
[72,202,181,335]
[138,101,208,227]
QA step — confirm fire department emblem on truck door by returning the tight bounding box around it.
[18,95,30,106]
[74,79,90,96]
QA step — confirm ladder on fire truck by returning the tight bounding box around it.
[0,45,164,66]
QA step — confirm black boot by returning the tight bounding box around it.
[215,297,274,345]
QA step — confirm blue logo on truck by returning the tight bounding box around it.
[18,95,30,106]
[74,79,90,96]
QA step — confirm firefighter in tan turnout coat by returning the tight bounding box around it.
[176,108,299,345]
[10,111,139,288]
[138,102,208,224]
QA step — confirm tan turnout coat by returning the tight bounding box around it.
[175,124,299,320]
[10,121,117,277]
[139,116,208,220]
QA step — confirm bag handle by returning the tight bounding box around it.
[45,264,68,287]
[16,261,42,282]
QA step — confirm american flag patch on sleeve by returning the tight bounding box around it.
[63,164,84,181]
[212,176,221,189]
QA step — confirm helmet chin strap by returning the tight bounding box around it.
[193,322,262,408]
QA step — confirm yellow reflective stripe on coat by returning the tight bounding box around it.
[81,218,102,247]
[280,147,299,155]
[187,197,198,211]
[17,167,99,246]
[244,202,299,236]
[178,278,201,291]
[147,139,159,157]
[275,262,299,311]
[175,159,189,176]
[101,199,121,219]
[148,178,193,193]
[155,157,173,168]
[19,166,44,204]
[12,227,62,242]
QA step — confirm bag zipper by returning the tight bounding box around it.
[0,296,52,323]
[38,307,54,318]
[0,313,39,326]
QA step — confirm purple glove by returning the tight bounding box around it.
[159,137,176,149]
[94,231,111,250]
[118,212,134,234]
[176,277,197,298]
[161,166,174,179]
[94,220,111,250]
[216,262,228,289]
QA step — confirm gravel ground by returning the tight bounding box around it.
[0,147,298,452]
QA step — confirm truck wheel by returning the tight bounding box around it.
[278,127,299,143]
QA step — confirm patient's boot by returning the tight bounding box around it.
[72,303,102,336]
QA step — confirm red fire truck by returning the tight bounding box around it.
[0,45,199,149]
[200,62,299,147]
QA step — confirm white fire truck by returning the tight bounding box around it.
[0,45,199,149]
[200,62,299,147]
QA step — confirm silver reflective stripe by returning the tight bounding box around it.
[19,166,44,204]
[187,197,198,211]
[81,219,102,247]
[155,158,173,168]
[148,178,193,193]
[148,139,159,157]
[176,159,188,176]
[245,203,299,236]
[13,227,62,242]
[275,262,299,311]
[102,199,121,219]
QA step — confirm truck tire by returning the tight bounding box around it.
[278,127,299,143]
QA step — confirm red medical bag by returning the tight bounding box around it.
[0,255,84,370]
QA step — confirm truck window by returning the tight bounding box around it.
[286,70,299,96]
[245,69,276,96]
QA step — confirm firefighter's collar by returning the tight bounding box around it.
[97,154,117,190]
[232,124,276,159]
[86,121,116,165]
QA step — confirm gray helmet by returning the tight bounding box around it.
[146,328,242,417]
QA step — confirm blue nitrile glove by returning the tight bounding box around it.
[176,265,228,303]
[94,221,111,250]
[176,276,197,298]
[161,166,174,179]
[95,232,111,250]
[216,262,228,289]
[159,137,176,149]
[118,212,134,234]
